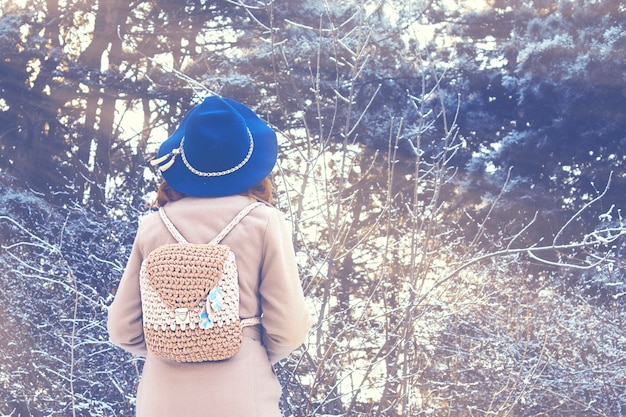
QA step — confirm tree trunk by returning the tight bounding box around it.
[78,0,129,210]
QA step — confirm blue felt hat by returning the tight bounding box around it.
[151,96,278,197]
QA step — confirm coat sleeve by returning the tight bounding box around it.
[107,223,148,357]
[259,209,314,364]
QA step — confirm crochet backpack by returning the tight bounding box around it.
[140,202,262,362]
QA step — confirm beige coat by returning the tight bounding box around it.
[107,195,313,417]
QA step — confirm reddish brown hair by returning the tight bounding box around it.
[152,176,273,207]
[152,181,187,207]
[241,176,273,204]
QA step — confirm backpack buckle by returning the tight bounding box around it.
[174,308,191,325]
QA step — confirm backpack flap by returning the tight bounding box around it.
[143,243,230,314]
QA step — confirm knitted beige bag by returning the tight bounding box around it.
[140,203,262,362]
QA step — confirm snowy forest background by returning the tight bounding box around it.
[0,0,625,416]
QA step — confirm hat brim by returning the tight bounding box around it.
[156,97,278,197]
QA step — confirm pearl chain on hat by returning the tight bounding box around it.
[151,128,255,177]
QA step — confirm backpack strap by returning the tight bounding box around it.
[159,208,188,243]
[241,317,263,328]
[210,202,263,244]
[159,202,263,244]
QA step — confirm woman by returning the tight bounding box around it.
[107,96,313,417]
